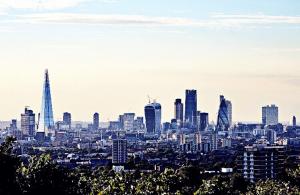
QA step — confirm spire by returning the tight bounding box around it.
[38,69,54,133]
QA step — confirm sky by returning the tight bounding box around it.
[0,0,300,123]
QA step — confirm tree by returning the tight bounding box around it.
[17,154,81,195]
[0,137,21,195]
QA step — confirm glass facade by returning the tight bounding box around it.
[216,95,230,131]
[185,90,197,128]
[38,69,54,132]
[145,102,161,134]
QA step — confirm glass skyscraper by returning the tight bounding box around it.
[145,102,161,134]
[185,90,197,128]
[216,95,231,131]
[174,99,184,128]
[38,69,54,133]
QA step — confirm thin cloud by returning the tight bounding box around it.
[0,0,115,11]
[5,13,300,28]
[213,14,300,25]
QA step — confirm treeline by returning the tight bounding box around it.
[0,137,299,195]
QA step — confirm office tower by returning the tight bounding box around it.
[293,116,297,126]
[144,102,162,134]
[226,100,232,126]
[63,112,72,129]
[10,119,17,130]
[119,115,124,129]
[266,129,277,144]
[112,139,127,164]
[240,145,286,182]
[196,111,201,131]
[262,105,279,126]
[185,90,197,128]
[93,113,99,130]
[21,107,36,137]
[174,99,184,128]
[216,95,231,131]
[200,112,209,131]
[134,117,144,130]
[38,69,54,133]
[123,113,135,131]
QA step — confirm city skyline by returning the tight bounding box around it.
[0,0,300,122]
[0,68,298,124]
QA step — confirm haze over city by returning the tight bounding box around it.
[1,0,300,122]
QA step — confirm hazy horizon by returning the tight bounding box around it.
[0,0,300,123]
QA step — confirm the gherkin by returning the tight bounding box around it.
[38,69,54,132]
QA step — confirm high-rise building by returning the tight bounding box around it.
[134,117,144,130]
[216,95,231,131]
[239,145,286,182]
[119,115,124,129]
[293,116,297,126]
[63,112,71,129]
[226,100,232,126]
[21,107,36,137]
[262,105,279,126]
[93,113,99,130]
[38,69,55,133]
[112,139,127,164]
[123,113,135,131]
[199,112,209,131]
[145,102,162,134]
[174,99,184,128]
[185,90,197,128]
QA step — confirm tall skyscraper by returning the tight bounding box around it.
[226,100,232,126]
[262,105,279,126]
[216,95,231,131]
[185,90,197,128]
[63,112,72,129]
[293,116,297,126]
[199,112,209,131]
[145,102,162,134]
[93,112,99,130]
[38,69,54,134]
[174,99,184,128]
[112,139,127,164]
[123,113,135,131]
[21,107,36,137]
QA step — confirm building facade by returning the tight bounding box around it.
[38,69,55,134]
[145,102,162,134]
[112,139,127,164]
[185,90,197,128]
[21,107,36,137]
[63,112,72,129]
[123,113,135,131]
[174,98,184,128]
[239,144,286,182]
[262,105,279,126]
[93,112,99,130]
[216,95,231,131]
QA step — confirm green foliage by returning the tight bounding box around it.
[246,180,300,195]
[0,137,21,195]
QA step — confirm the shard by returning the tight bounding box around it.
[38,69,54,133]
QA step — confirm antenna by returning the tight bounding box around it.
[147,95,151,103]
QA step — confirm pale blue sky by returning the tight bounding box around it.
[0,0,300,123]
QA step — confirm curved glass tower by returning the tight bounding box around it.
[216,95,230,131]
[38,69,54,132]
